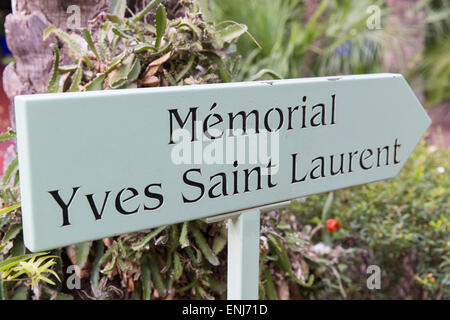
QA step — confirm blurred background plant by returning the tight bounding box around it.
[0,0,448,300]
[416,0,450,108]
[208,0,449,298]
[211,0,450,109]
[211,0,388,80]
[290,139,449,299]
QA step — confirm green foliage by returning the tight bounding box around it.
[212,0,449,109]
[290,139,450,299]
[401,0,450,108]
[3,0,256,299]
[0,253,47,274]
[0,204,21,217]
[130,0,165,23]
[258,209,343,299]
[0,133,61,298]
[155,4,167,49]
[1,0,448,300]
[88,221,229,299]
[0,129,16,143]
[2,157,18,186]
[420,36,450,108]
[2,255,60,288]
[43,0,243,92]
[419,0,450,108]
[1,0,253,299]
[211,0,386,81]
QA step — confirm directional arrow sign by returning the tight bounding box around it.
[15,73,431,251]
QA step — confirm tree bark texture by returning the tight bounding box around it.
[3,0,110,127]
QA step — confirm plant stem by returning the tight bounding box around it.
[130,0,165,23]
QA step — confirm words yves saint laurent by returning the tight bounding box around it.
[48,94,401,226]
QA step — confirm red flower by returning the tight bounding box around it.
[326,219,340,232]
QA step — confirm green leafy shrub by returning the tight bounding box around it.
[44,0,245,92]
[290,139,449,299]
[2,254,60,288]
[0,131,62,299]
[211,0,387,81]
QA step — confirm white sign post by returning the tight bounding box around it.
[204,201,291,299]
[14,73,431,299]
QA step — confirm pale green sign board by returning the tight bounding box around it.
[15,73,431,251]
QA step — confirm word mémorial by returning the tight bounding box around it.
[168,94,337,144]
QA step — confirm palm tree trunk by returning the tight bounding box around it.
[2,0,110,127]
[3,0,188,126]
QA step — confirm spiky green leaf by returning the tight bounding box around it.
[149,257,165,296]
[131,0,165,23]
[0,130,16,143]
[47,45,60,93]
[0,204,21,217]
[192,226,219,266]
[75,242,91,268]
[132,225,166,251]
[155,5,167,49]
[179,221,189,248]
[85,73,107,91]
[2,157,18,185]
[217,23,248,43]
[173,253,183,281]
[141,257,152,300]
[82,29,100,61]
[2,224,21,243]
[109,0,127,19]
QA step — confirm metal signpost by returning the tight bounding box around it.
[14,73,431,299]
